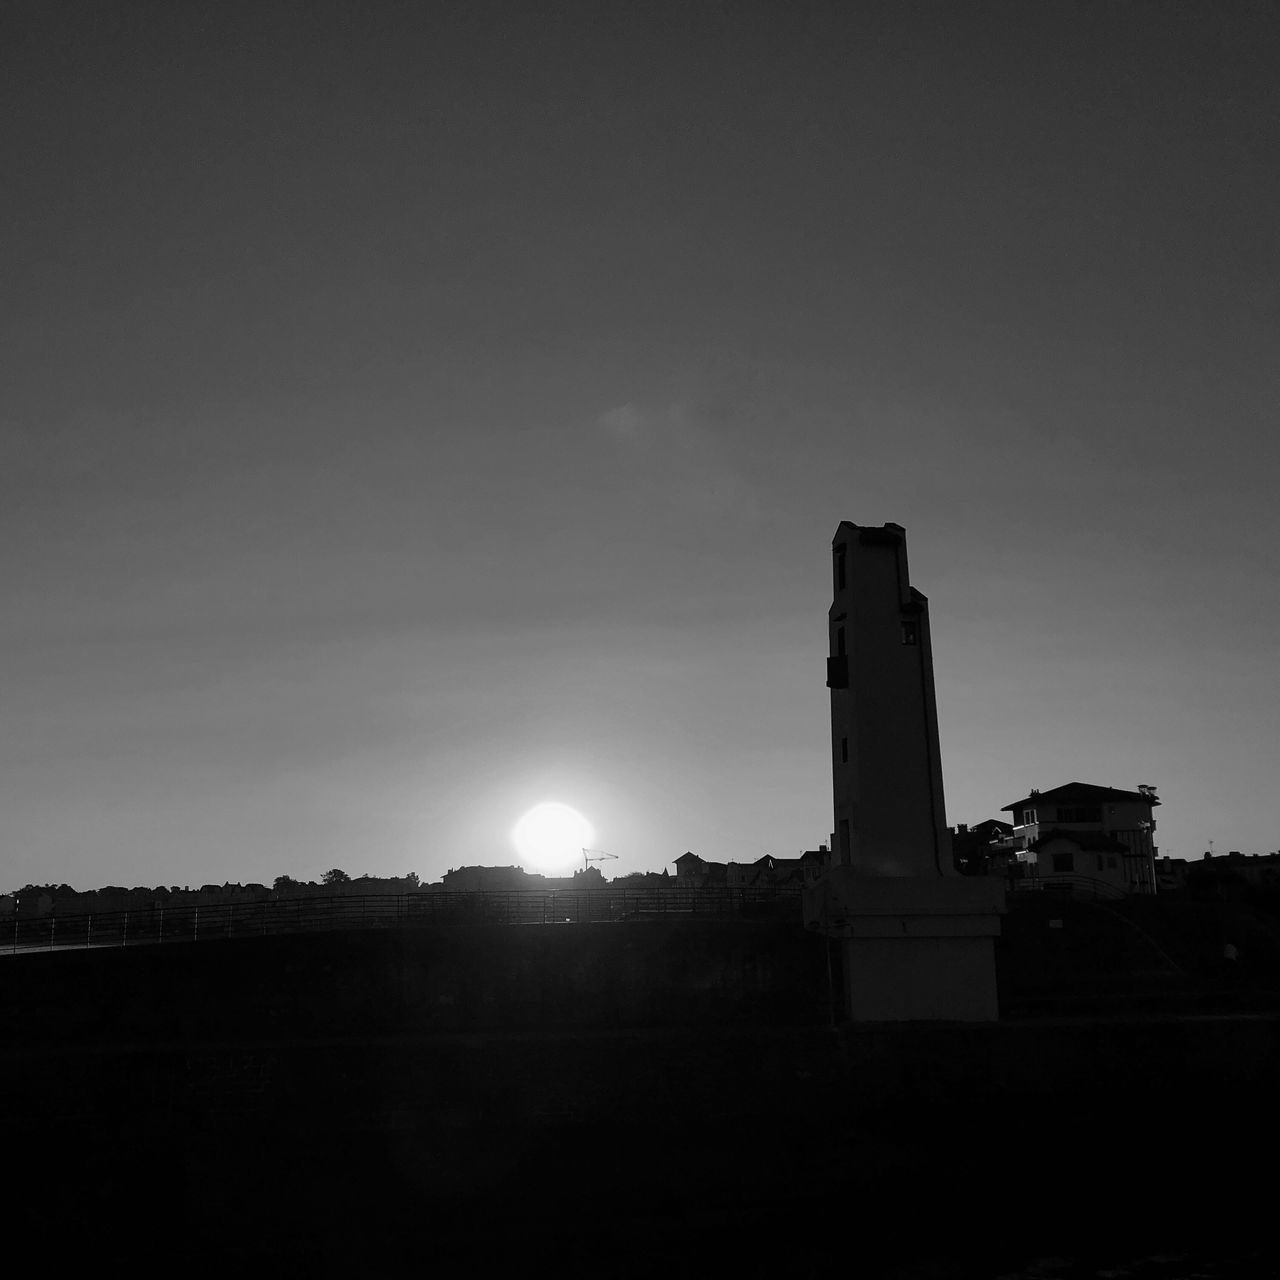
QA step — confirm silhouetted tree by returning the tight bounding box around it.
[321,868,350,885]
[406,872,420,889]
[273,875,302,892]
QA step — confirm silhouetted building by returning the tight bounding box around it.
[556,866,605,890]
[806,521,1005,1021]
[800,846,829,884]
[610,870,671,887]
[726,854,805,888]
[951,820,1014,875]
[999,783,1161,894]
[1183,850,1280,898]
[825,521,951,873]
[672,853,727,887]
[437,865,610,893]
[1156,855,1191,893]
[1218,851,1280,890]
[442,865,542,892]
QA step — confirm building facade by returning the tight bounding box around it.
[951,819,1015,876]
[998,783,1161,894]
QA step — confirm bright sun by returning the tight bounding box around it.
[511,802,595,874]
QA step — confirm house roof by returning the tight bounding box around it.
[975,818,1013,833]
[673,853,727,871]
[957,818,1013,837]
[1002,782,1160,812]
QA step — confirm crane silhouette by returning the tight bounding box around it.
[581,847,618,874]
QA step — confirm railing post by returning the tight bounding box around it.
[194,906,199,943]
[122,912,128,947]
[158,905,164,945]
[49,914,56,951]
[86,915,92,949]
[228,903,234,939]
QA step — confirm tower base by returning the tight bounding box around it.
[804,871,1006,1022]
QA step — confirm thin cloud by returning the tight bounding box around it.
[597,402,646,442]
[596,401,760,516]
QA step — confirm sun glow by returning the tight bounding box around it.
[511,802,595,873]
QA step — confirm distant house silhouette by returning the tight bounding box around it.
[1156,855,1191,893]
[1183,850,1280,899]
[611,869,671,887]
[672,853,727,888]
[951,820,1015,876]
[998,782,1161,894]
[442,866,542,892]
[725,854,809,888]
[799,846,830,884]
[439,865,608,893]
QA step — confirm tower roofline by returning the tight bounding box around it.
[832,520,905,544]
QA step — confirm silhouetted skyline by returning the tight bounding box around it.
[4,3,1278,890]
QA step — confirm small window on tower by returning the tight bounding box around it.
[834,546,846,592]
[836,627,846,656]
[841,737,848,764]
[901,620,918,645]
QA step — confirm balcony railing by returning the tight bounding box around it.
[1008,874,1127,902]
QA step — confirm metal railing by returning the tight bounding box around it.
[1008,873,1128,901]
[3,886,803,956]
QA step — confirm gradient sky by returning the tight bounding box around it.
[4,1,1278,892]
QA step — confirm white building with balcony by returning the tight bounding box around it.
[998,782,1160,895]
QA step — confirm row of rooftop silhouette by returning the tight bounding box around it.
[6,777,1275,920]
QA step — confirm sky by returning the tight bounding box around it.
[3,1,1278,892]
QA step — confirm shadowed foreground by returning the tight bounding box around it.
[4,921,1277,1275]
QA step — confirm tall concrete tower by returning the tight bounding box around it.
[806,520,1004,1021]
[826,521,952,877]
